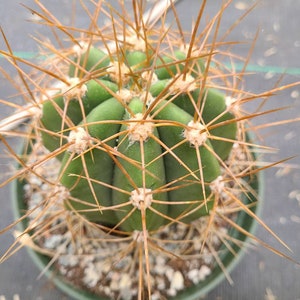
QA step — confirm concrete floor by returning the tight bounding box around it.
[0,1,300,299]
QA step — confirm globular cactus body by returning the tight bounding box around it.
[40,46,237,232]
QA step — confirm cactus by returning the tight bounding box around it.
[40,44,236,231]
[0,1,299,299]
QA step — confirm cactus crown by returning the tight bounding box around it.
[1,1,298,299]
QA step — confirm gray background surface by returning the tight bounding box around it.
[0,0,300,299]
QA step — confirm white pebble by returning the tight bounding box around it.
[273,21,280,32]
[81,255,95,266]
[59,254,79,267]
[188,269,200,284]
[234,1,249,10]
[212,234,220,246]
[202,247,213,265]
[193,237,202,251]
[198,265,212,281]
[284,131,296,140]
[279,217,287,224]
[154,263,167,275]
[294,40,300,47]
[257,58,266,66]
[288,190,300,199]
[291,90,299,99]
[44,234,64,249]
[83,263,101,288]
[156,276,166,290]
[291,215,300,223]
[275,167,291,178]
[170,271,184,291]
[165,267,174,282]
[151,292,162,300]
[120,273,131,289]
[101,260,113,273]
[264,47,277,57]
[110,273,121,291]
[264,72,274,80]
[167,288,177,297]
[119,274,133,300]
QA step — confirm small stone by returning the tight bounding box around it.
[119,274,133,300]
[291,90,299,99]
[188,269,200,284]
[257,58,266,66]
[264,47,277,57]
[81,255,95,265]
[101,260,113,273]
[234,2,249,10]
[44,234,64,249]
[193,237,202,251]
[273,22,280,32]
[264,72,274,80]
[212,234,220,246]
[279,217,287,224]
[170,271,184,291]
[110,273,121,291]
[119,274,131,289]
[284,131,296,140]
[259,260,265,272]
[198,265,212,281]
[167,288,177,297]
[151,291,162,300]
[154,260,167,275]
[165,267,174,282]
[59,255,79,267]
[156,255,166,265]
[265,287,277,300]
[288,190,300,199]
[59,266,67,275]
[156,276,166,290]
[83,263,101,288]
[291,215,300,223]
[103,286,112,297]
[275,167,291,178]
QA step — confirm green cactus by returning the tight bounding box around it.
[40,46,237,231]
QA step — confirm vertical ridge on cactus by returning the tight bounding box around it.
[0,1,299,299]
